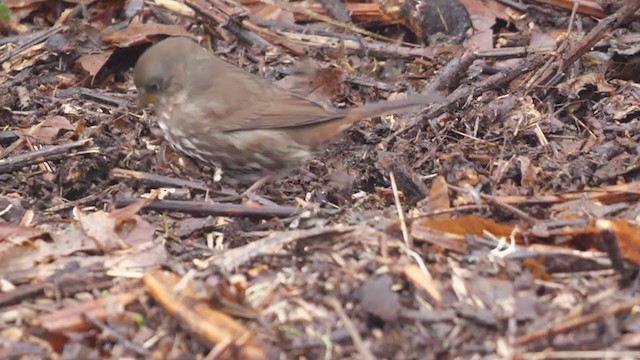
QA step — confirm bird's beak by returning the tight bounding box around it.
[137,91,157,107]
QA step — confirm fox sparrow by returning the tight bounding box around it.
[133,37,443,184]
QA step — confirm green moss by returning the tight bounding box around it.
[0,3,11,23]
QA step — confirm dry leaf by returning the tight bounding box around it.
[78,49,114,78]
[102,18,193,47]
[144,270,267,359]
[411,215,516,254]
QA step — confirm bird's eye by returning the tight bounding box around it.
[148,82,161,92]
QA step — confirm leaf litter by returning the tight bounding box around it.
[2,0,640,358]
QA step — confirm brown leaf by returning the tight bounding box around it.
[411,215,516,254]
[143,270,267,359]
[403,265,442,307]
[77,49,114,78]
[422,175,450,217]
[517,156,542,191]
[0,224,45,241]
[27,116,75,144]
[38,291,140,333]
[76,201,154,252]
[247,3,295,24]
[102,18,193,48]
[522,258,553,281]
[557,73,615,99]
[458,0,503,51]
[598,219,640,265]
[276,64,343,105]
[0,225,93,272]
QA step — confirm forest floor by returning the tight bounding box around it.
[2,0,640,359]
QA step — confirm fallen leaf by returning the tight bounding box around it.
[276,63,343,105]
[75,200,154,252]
[411,215,517,254]
[0,224,46,241]
[0,225,92,272]
[38,291,140,333]
[597,219,640,265]
[102,18,193,48]
[557,73,615,99]
[247,3,294,24]
[403,265,442,307]
[144,270,267,359]
[26,116,75,144]
[422,175,450,217]
[77,49,114,78]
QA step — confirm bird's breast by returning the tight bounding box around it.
[154,99,316,183]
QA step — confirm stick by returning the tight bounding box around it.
[277,30,438,58]
[207,224,355,271]
[0,25,64,63]
[114,198,298,218]
[530,0,640,91]
[0,139,93,174]
[111,168,214,193]
[448,184,539,225]
[326,297,375,360]
[185,0,272,50]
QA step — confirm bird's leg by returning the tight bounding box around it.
[240,174,273,198]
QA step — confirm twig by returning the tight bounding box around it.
[291,1,393,23]
[425,48,477,93]
[512,297,640,346]
[389,172,412,247]
[495,0,529,12]
[0,139,93,174]
[114,198,299,218]
[111,168,215,193]
[493,181,640,206]
[206,225,355,271]
[344,77,400,92]
[387,54,547,143]
[78,88,133,107]
[530,0,640,91]
[316,0,352,23]
[276,30,437,58]
[185,0,272,51]
[84,314,148,356]
[596,219,635,287]
[475,45,556,59]
[561,0,640,70]
[0,120,47,159]
[326,297,375,360]
[203,337,235,360]
[46,186,117,213]
[527,0,609,18]
[0,25,64,63]
[260,0,418,47]
[448,184,539,224]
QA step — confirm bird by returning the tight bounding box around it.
[133,37,443,191]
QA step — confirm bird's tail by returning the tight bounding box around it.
[293,90,446,147]
[346,90,446,122]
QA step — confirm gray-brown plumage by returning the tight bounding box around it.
[134,37,443,183]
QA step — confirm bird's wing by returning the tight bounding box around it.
[189,57,345,132]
